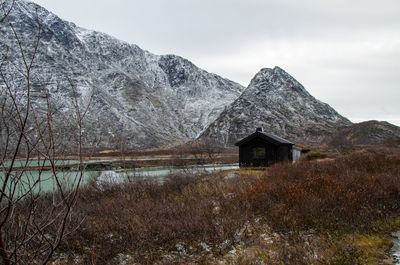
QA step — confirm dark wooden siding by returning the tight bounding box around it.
[235,130,296,167]
[238,137,292,167]
[239,138,272,167]
[277,145,292,162]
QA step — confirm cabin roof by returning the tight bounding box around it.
[235,131,293,146]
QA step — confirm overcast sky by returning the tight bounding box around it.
[31,0,400,126]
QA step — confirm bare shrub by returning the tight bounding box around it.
[247,147,400,232]
[59,172,253,264]
[22,147,400,264]
[0,1,93,263]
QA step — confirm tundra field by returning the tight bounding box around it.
[6,146,400,264]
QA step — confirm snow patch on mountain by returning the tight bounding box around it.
[1,0,245,147]
[201,67,351,145]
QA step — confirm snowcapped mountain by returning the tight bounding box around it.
[0,1,244,147]
[201,67,351,145]
[2,1,361,149]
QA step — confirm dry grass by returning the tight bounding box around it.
[247,147,400,232]
[59,173,254,264]
[11,147,400,264]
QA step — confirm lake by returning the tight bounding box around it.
[1,161,239,194]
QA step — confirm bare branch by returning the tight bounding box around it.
[0,2,93,264]
[0,0,15,23]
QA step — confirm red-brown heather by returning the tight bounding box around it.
[6,147,400,264]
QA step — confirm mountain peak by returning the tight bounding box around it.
[201,67,351,145]
[1,0,245,148]
[252,66,292,81]
[4,0,357,149]
[256,66,287,74]
[248,66,305,96]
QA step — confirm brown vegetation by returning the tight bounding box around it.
[248,147,400,232]
[7,147,400,264]
[1,1,92,263]
[59,173,253,264]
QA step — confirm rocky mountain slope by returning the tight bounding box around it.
[0,0,244,147]
[201,67,351,145]
[327,120,400,146]
[3,1,396,149]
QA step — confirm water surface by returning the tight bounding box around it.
[1,163,239,194]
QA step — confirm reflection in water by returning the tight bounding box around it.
[1,164,239,194]
[97,164,239,185]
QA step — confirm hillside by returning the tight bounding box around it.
[0,0,244,148]
[2,1,398,149]
[327,120,400,146]
[201,67,351,146]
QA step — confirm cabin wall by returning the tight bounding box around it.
[239,138,280,167]
[277,145,292,161]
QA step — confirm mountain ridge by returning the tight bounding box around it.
[2,0,398,149]
[201,67,351,145]
[327,120,400,146]
[1,0,245,147]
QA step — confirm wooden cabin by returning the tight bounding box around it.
[235,128,299,167]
